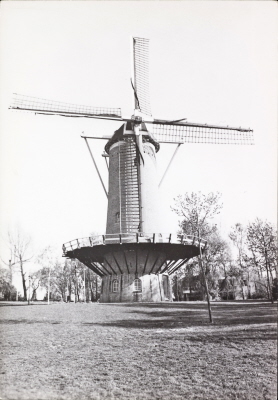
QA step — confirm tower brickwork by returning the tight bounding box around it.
[100,123,172,302]
[106,139,140,234]
[105,124,161,236]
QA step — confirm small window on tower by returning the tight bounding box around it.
[112,280,119,292]
[115,212,120,223]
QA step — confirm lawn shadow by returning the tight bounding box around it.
[0,303,52,307]
[0,319,61,325]
[98,300,274,309]
[84,302,277,330]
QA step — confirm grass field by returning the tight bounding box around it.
[0,301,277,400]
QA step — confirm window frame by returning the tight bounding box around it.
[112,279,119,293]
[133,278,142,293]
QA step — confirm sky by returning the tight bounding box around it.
[0,1,277,275]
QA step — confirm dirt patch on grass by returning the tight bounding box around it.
[0,301,277,400]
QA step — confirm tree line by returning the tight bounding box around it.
[35,247,101,302]
[171,192,277,303]
[0,237,101,302]
[0,192,277,303]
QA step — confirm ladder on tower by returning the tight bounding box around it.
[118,138,140,233]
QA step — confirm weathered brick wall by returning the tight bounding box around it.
[106,140,140,234]
[105,137,161,235]
[102,126,170,303]
[100,272,172,303]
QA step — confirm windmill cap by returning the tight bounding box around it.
[104,123,160,154]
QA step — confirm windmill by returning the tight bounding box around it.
[10,37,253,303]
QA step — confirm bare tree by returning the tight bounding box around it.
[29,272,41,301]
[229,223,251,298]
[246,218,277,303]
[0,264,17,300]
[4,229,33,301]
[86,269,101,302]
[229,223,246,269]
[172,192,223,323]
[37,246,60,303]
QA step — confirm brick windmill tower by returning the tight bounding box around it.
[10,37,253,302]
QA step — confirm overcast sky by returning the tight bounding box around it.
[0,1,277,269]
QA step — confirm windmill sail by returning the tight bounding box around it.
[10,94,122,119]
[149,121,254,145]
[133,37,152,116]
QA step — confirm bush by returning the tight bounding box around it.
[251,289,268,300]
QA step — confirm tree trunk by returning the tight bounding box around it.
[89,274,93,302]
[20,258,27,300]
[68,283,72,302]
[176,277,180,302]
[269,267,274,285]
[83,269,86,302]
[31,288,37,301]
[265,255,273,303]
[247,270,251,299]
[198,240,213,323]
[74,263,79,303]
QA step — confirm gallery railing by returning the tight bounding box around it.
[62,233,207,256]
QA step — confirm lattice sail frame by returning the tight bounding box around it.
[10,94,254,145]
[10,93,122,118]
[149,122,254,145]
[133,37,152,117]
[10,36,254,146]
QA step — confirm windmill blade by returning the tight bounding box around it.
[147,120,254,145]
[133,37,152,116]
[9,94,123,120]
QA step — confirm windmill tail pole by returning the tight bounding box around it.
[159,143,182,188]
[83,137,108,198]
[28,274,31,305]
[134,125,144,233]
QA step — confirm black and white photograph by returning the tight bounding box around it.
[0,1,277,399]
